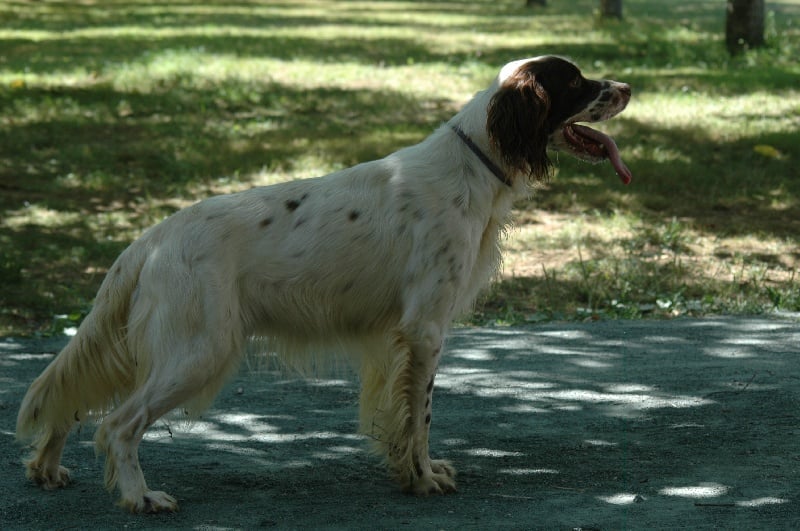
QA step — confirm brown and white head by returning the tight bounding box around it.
[485,55,632,184]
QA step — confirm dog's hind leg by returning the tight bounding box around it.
[23,428,71,490]
[361,324,456,495]
[95,388,177,513]
[95,332,244,512]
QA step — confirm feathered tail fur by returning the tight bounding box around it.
[15,241,148,455]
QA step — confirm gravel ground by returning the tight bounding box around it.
[2,316,798,529]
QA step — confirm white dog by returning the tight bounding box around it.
[17,56,631,512]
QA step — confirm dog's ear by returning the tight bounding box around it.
[486,67,552,181]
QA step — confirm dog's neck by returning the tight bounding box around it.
[450,125,511,187]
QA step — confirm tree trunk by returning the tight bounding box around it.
[726,0,765,55]
[600,0,623,19]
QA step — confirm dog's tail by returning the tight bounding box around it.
[16,241,148,445]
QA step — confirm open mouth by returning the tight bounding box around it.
[563,123,632,185]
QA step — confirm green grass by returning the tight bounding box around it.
[1,0,799,335]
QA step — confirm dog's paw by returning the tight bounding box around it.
[408,460,457,496]
[431,459,456,478]
[26,463,71,490]
[120,490,179,513]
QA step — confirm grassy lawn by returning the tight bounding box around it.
[1,0,799,336]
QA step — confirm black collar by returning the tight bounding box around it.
[450,125,511,187]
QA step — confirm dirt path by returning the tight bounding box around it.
[2,316,798,529]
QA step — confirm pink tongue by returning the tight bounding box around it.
[572,124,632,185]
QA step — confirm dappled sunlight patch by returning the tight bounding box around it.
[145,419,255,443]
[554,403,583,412]
[312,445,364,460]
[598,492,643,505]
[736,320,799,333]
[583,439,618,447]
[307,379,353,388]
[452,349,495,362]
[139,409,364,458]
[252,430,363,445]
[668,422,705,429]
[439,366,488,376]
[569,359,613,369]
[2,194,160,245]
[0,68,101,92]
[4,205,84,229]
[436,369,553,395]
[463,448,524,458]
[148,418,362,447]
[603,383,655,393]
[736,497,789,507]
[659,482,729,498]
[703,348,757,359]
[211,412,287,431]
[640,334,691,345]
[536,330,593,341]
[533,345,605,357]
[106,50,473,99]
[723,336,784,347]
[628,144,691,165]
[437,364,713,417]
[205,442,272,461]
[500,404,552,414]
[630,90,800,139]
[548,389,710,410]
[4,353,55,362]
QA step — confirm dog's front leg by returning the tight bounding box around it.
[402,345,457,496]
[360,326,456,495]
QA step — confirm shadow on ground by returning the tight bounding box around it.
[1,316,798,529]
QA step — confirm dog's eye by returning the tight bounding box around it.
[569,76,582,89]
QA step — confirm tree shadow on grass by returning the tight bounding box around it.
[1,80,444,196]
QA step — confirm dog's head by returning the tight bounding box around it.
[487,56,632,184]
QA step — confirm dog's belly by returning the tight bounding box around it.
[240,267,404,337]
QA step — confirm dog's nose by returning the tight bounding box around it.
[618,83,631,97]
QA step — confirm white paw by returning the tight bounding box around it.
[120,490,179,513]
[410,460,457,495]
[27,463,71,490]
